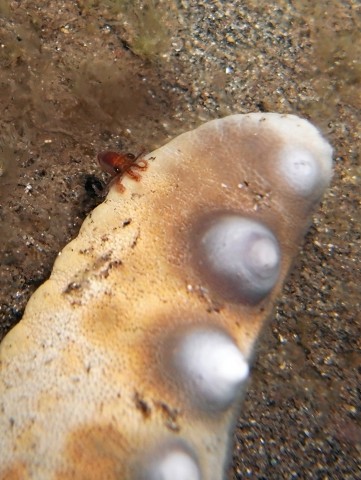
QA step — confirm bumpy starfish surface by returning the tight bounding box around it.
[0,113,332,480]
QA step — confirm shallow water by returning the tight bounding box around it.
[0,1,360,478]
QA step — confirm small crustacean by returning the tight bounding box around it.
[97,149,148,194]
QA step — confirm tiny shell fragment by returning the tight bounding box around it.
[0,114,332,480]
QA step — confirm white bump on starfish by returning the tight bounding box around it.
[145,446,200,480]
[173,327,249,410]
[278,146,323,196]
[199,215,280,304]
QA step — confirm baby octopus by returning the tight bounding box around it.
[97,149,148,194]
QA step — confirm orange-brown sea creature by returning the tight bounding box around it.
[0,113,332,479]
